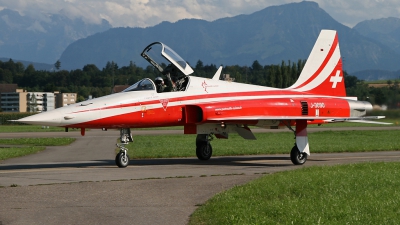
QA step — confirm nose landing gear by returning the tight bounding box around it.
[116,143,130,168]
[115,128,133,168]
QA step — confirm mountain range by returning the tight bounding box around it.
[57,1,400,75]
[0,8,111,65]
[2,1,400,80]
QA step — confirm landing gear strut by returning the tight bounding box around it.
[196,134,213,160]
[285,120,309,165]
[115,128,133,168]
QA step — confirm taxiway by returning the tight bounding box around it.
[0,127,399,224]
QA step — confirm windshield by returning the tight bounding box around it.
[122,78,155,92]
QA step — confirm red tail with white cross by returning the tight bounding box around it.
[287,30,346,97]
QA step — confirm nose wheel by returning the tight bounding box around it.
[116,143,130,168]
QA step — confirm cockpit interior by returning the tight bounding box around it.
[130,42,194,93]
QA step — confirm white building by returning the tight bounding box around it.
[1,90,74,112]
[26,92,55,112]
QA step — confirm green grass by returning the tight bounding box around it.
[189,162,400,224]
[0,138,75,160]
[0,137,75,146]
[0,146,46,160]
[0,125,67,132]
[127,130,400,158]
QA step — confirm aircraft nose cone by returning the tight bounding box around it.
[16,111,62,126]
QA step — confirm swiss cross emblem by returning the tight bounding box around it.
[330,70,343,88]
[159,99,169,111]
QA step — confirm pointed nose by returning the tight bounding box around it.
[17,111,62,126]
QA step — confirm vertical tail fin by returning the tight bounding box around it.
[287,30,346,97]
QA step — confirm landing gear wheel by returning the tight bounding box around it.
[115,152,130,168]
[290,146,307,165]
[196,143,212,160]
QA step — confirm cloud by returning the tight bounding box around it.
[27,20,47,33]
[315,0,400,27]
[0,0,399,28]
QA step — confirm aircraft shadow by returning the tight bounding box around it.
[0,155,312,170]
[130,156,294,168]
[0,161,114,170]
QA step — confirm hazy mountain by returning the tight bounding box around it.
[352,69,400,81]
[0,57,54,71]
[353,17,400,56]
[58,1,400,74]
[0,9,111,64]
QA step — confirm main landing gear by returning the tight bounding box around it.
[115,128,133,168]
[285,120,309,165]
[290,145,308,165]
[196,134,213,160]
[194,126,309,165]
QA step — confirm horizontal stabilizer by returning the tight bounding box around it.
[328,116,391,125]
[343,120,392,125]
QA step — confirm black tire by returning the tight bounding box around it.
[196,143,212,160]
[115,152,130,168]
[290,145,307,165]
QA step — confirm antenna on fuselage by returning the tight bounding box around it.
[212,66,223,80]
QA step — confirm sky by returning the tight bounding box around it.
[0,0,399,28]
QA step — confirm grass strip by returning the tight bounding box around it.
[189,162,400,224]
[0,146,46,160]
[0,125,66,133]
[0,138,75,160]
[0,138,75,146]
[0,124,177,132]
[128,130,400,158]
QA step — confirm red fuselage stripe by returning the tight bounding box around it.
[71,89,338,114]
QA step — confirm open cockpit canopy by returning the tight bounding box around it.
[141,42,194,76]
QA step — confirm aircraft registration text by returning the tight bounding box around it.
[310,102,325,108]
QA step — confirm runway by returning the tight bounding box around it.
[0,127,400,224]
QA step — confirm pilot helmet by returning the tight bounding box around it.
[155,77,163,85]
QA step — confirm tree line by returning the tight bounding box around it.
[0,59,399,108]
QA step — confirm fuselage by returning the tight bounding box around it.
[18,75,372,129]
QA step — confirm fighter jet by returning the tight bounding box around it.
[18,30,383,167]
